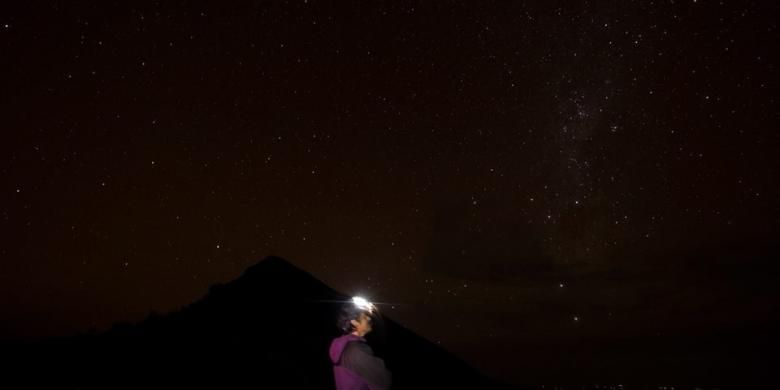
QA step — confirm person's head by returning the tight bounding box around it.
[337,303,374,337]
[350,311,373,337]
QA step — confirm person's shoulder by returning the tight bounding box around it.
[343,339,373,355]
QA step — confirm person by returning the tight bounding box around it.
[329,298,392,390]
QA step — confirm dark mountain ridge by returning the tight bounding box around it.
[4,256,512,389]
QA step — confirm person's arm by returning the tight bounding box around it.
[341,341,392,390]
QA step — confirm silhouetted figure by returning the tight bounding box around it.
[329,298,392,390]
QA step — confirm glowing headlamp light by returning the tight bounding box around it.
[352,296,376,313]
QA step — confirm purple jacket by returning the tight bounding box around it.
[329,334,392,390]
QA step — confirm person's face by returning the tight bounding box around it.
[350,312,373,337]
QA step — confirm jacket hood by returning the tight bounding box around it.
[329,334,364,364]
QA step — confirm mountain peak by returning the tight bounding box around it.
[223,256,342,302]
[240,256,320,286]
[243,255,304,275]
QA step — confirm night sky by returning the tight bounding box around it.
[2,1,777,385]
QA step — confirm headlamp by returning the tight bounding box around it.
[352,296,376,313]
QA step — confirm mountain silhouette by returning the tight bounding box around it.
[4,256,514,389]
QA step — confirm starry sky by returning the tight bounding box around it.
[1,1,777,385]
